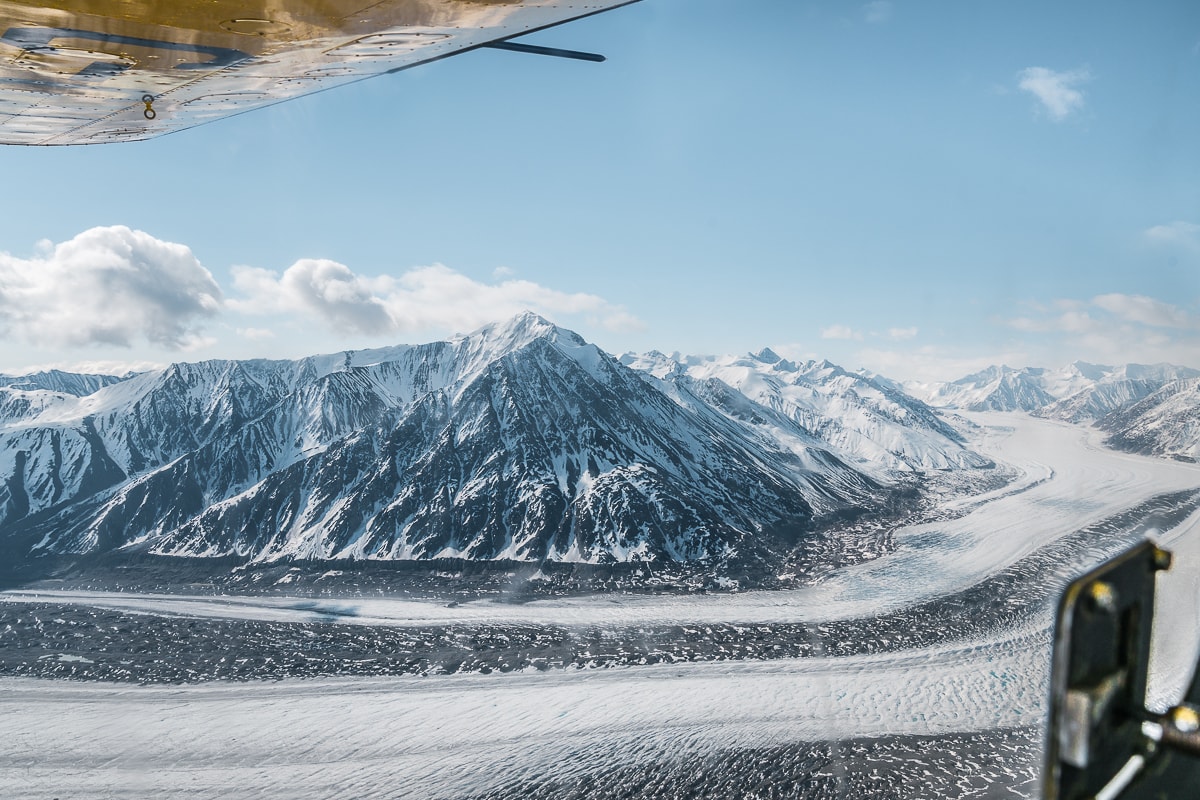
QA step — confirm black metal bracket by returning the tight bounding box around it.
[1046,540,1200,799]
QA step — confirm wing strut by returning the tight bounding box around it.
[481,41,606,62]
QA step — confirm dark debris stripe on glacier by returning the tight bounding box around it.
[2,488,1196,684]
[464,728,1039,800]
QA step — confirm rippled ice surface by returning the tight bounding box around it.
[1,650,1045,799]
[2,414,1199,799]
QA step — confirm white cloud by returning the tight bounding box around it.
[1007,317,1041,333]
[1092,293,1196,329]
[231,260,643,336]
[2,358,164,378]
[1017,309,1095,334]
[0,226,222,350]
[864,1,893,24]
[856,345,1031,384]
[1053,298,1086,311]
[1004,292,1200,368]
[1017,67,1090,121]
[231,259,393,334]
[1145,221,1200,251]
[236,327,276,341]
[820,324,864,341]
[887,326,918,340]
[1008,295,1199,334]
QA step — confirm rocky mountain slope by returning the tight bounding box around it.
[1097,378,1200,461]
[0,314,990,566]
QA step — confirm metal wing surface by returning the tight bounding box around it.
[0,0,638,145]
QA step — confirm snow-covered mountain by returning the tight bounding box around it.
[909,365,1058,412]
[1039,363,1200,423]
[911,362,1199,421]
[1098,377,1200,460]
[0,369,125,397]
[619,349,990,476]
[0,370,128,428]
[0,314,989,566]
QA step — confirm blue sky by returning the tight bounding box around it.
[0,0,1198,381]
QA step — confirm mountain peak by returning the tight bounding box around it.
[0,322,999,568]
[465,311,563,348]
[752,347,781,364]
[1067,360,1111,380]
[495,310,555,333]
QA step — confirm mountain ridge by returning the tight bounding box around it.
[0,314,987,568]
[907,361,1199,417]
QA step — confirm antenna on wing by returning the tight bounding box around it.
[481,41,606,63]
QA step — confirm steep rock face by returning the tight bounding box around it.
[0,314,987,565]
[155,339,835,563]
[1098,378,1200,460]
[1041,379,1169,424]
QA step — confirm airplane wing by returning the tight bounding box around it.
[0,0,639,145]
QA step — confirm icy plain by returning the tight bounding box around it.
[2,412,1200,799]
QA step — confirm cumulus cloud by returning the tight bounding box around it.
[231,259,393,334]
[863,1,893,24]
[887,327,918,340]
[820,324,864,341]
[0,226,222,349]
[1017,67,1090,121]
[231,260,643,335]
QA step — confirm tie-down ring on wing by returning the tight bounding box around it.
[0,0,639,145]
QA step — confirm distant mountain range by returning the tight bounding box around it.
[906,362,1200,460]
[619,349,987,476]
[0,314,989,567]
[4,318,1195,568]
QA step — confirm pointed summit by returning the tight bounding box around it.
[464,311,571,350]
[446,313,591,382]
[752,347,781,364]
[491,310,555,335]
